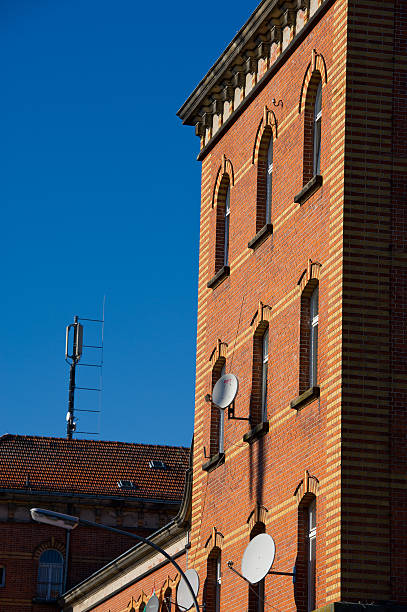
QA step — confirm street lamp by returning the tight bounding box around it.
[31,508,200,611]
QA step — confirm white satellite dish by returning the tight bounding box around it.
[176,568,200,611]
[145,593,159,612]
[212,374,239,410]
[241,533,276,584]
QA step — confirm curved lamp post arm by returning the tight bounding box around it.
[31,508,199,612]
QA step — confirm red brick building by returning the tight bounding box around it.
[0,434,189,611]
[59,0,407,609]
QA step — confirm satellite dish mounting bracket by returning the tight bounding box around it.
[227,560,296,585]
[227,401,251,422]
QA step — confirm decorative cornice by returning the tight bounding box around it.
[178,0,330,151]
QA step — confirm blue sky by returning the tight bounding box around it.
[0,0,259,446]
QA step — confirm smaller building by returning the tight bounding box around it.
[0,434,190,612]
[60,464,192,612]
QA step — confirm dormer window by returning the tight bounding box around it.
[117,480,137,490]
[148,460,168,469]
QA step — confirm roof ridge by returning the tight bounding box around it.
[0,433,190,450]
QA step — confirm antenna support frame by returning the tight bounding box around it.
[227,401,251,422]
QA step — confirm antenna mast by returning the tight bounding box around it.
[65,316,83,440]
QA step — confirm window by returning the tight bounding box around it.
[309,286,319,387]
[248,523,265,612]
[163,587,172,611]
[37,550,64,600]
[224,185,230,266]
[299,282,319,394]
[214,177,231,274]
[148,460,168,470]
[209,360,226,457]
[261,329,269,421]
[266,139,273,224]
[205,548,221,612]
[313,83,322,176]
[0,566,5,587]
[253,129,273,238]
[307,499,317,612]
[303,73,322,185]
[249,324,269,427]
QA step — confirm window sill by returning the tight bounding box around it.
[290,386,320,411]
[243,421,269,444]
[294,175,323,205]
[202,452,225,472]
[248,223,273,250]
[207,266,230,289]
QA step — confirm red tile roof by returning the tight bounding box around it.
[0,434,190,502]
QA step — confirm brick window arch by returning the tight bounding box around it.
[248,522,266,612]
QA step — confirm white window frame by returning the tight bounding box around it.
[307,499,317,612]
[313,82,322,176]
[261,328,269,421]
[224,186,230,266]
[266,139,273,224]
[309,287,319,387]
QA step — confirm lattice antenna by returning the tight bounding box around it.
[65,298,105,439]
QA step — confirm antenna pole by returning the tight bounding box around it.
[66,316,83,440]
[67,357,77,440]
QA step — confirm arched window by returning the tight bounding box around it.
[303,74,323,185]
[214,176,231,274]
[205,547,221,612]
[307,499,317,611]
[295,495,317,612]
[224,185,230,266]
[37,549,64,600]
[251,128,274,244]
[261,328,269,420]
[209,360,226,457]
[313,83,322,176]
[248,523,265,612]
[266,139,273,224]
[162,586,172,611]
[299,282,319,393]
[249,322,269,427]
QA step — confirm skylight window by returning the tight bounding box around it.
[117,480,137,490]
[148,460,168,470]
